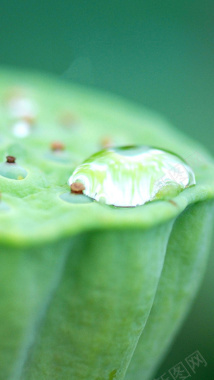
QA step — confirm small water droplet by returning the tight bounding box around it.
[68,146,196,207]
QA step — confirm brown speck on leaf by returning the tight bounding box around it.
[59,112,77,128]
[21,114,36,125]
[6,155,16,164]
[70,182,85,194]
[101,137,113,148]
[51,141,65,151]
[4,87,25,104]
[168,199,177,207]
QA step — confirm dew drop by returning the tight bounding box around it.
[68,146,196,207]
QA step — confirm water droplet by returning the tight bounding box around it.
[0,157,27,180]
[68,146,196,207]
[60,192,93,204]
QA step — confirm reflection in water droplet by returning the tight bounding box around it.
[0,163,27,180]
[68,146,196,207]
[60,192,93,204]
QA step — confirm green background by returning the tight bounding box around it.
[1,1,213,379]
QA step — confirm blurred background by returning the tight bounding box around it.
[1,1,213,378]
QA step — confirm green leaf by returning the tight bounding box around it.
[0,68,213,380]
[125,200,214,380]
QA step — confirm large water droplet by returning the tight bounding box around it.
[68,146,196,207]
